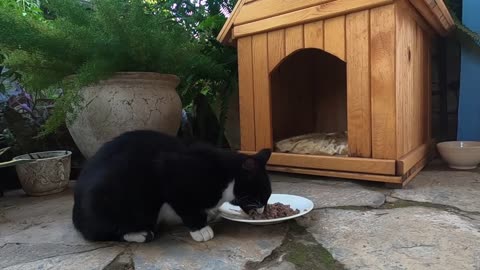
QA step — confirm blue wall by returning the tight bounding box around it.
[457,0,480,140]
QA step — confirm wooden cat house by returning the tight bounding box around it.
[218,0,454,186]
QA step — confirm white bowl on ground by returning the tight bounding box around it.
[436,141,480,170]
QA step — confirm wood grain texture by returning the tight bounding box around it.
[346,10,371,158]
[397,142,429,174]
[414,24,426,146]
[233,0,394,39]
[235,0,334,25]
[406,0,453,36]
[267,152,397,175]
[425,34,432,141]
[396,7,416,157]
[304,20,324,49]
[400,153,430,187]
[396,0,435,37]
[267,29,286,72]
[252,33,273,150]
[237,37,256,151]
[285,25,304,56]
[267,165,403,183]
[370,5,396,159]
[324,16,346,61]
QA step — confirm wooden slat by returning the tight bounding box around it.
[268,165,403,184]
[396,7,416,157]
[304,20,324,49]
[396,0,435,37]
[236,0,334,25]
[237,37,256,151]
[285,25,304,56]
[396,142,430,174]
[346,10,371,158]
[252,33,273,150]
[263,152,396,175]
[324,16,346,61]
[267,29,286,72]
[370,5,396,159]
[414,24,425,146]
[400,153,430,187]
[425,34,432,141]
[407,0,453,36]
[233,0,394,39]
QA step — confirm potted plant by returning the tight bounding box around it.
[0,0,219,158]
[1,147,72,196]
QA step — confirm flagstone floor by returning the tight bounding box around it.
[1,160,479,270]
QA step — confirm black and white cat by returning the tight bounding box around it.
[72,130,272,243]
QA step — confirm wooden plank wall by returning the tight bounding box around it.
[236,3,431,162]
[395,6,431,158]
[237,37,256,151]
[370,5,397,159]
[239,16,353,152]
[237,5,396,156]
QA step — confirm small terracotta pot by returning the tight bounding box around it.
[13,151,72,196]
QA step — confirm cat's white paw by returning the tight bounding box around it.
[123,231,153,243]
[190,226,214,242]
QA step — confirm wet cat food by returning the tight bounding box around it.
[250,202,300,220]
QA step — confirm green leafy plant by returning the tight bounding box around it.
[445,0,480,55]
[0,0,222,135]
[156,0,239,146]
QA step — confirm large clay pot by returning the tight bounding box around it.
[67,72,182,159]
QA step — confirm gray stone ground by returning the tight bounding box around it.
[1,160,479,270]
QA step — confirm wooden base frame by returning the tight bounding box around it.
[244,142,433,188]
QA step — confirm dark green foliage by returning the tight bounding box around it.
[0,0,224,135]
[444,0,480,56]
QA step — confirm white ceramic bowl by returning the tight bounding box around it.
[219,194,314,225]
[437,141,480,170]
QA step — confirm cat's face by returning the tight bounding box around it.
[232,149,272,215]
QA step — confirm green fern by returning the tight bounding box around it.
[0,0,222,135]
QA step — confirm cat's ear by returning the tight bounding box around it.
[241,148,272,172]
[255,148,272,166]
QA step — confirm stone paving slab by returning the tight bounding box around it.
[271,174,385,209]
[0,188,94,246]
[1,164,479,270]
[132,221,287,270]
[3,246,124,270]
[391,170,480,213]
[299,207,480,270]
[0,243,113,269]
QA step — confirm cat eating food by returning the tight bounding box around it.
[72,130,272,243]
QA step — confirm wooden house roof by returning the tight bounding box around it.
[217,0,455,45]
